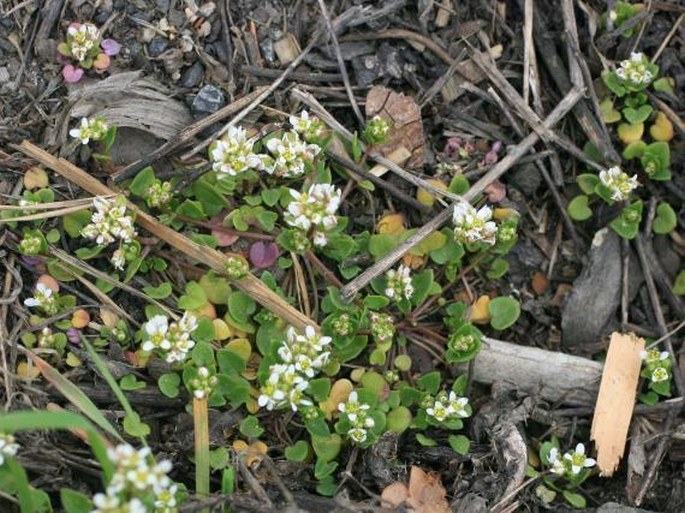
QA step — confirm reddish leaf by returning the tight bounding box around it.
[62,65,84,83]
[101,39,122,56]
[484,179,506,202]
[249,242,279,268]
[93,53,111,71]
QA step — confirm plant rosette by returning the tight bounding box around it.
[58,22,121,83]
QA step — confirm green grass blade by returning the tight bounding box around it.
[29,353,122,441]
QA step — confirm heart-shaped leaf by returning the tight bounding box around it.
[622,105,653,124]
[100,39,122,56]
[249,241,279,268]
[622,141,647,160]
[62,65,84,83]
[653,202,677,234]
[92,53,111,71]
[600,99,621,123]
[567,195,593,221]
[649,112,674,142]
[617,122,644,145]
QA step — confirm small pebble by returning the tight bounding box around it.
[181,61,204,88]
[192,84,226,116]
[148,37,169,58]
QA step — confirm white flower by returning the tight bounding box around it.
[348,427,368,443]
[447,391,469,418]
[23,283,55,311]
[599,166,639,201]
[289,110,325,141]
[453,202,497,244]
[264,131,320,178]
[111,248,125,270]
[143,315,170,352]
[426,400,450,422]
[651,366,669,383]
[615,52,654,85]
[0,433,20,466]
[91,492,120,513]
[155,483,178,510]
[547,447,566,475]
[69,116,109,145]
[82,196,136,247]
[563,443,596,475]
[640,349,670,363]
[67,23,101,62]
[142,313,197,363]
[384,264,414,301]
[210,125,266,178]
[284,184,341,247]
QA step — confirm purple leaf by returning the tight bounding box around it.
[62,65,84,83]
[101,39,121,56]
[66,328,82,345]
[249,242,279,268]
[21,256,40,267]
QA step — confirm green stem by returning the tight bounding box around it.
[194,397,210,506]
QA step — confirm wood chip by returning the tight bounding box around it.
[274,33,301,65]
[365,86,425,169]
[591,332,645,476]
[368,146,412,177]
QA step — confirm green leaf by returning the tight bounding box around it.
[191,341,215,367]
[610,200,643,240]
[448,434,471,455]
[368,233,399,259]
[653,202,677,234]
[363,295,390,310]
[45,228,61,244]
[285,440,310,462]
[75,245,104,260]
[602,71,627,97]
[488,296,521,330]
[228,291,257,324]
[176,199,206,220]
[123,411,150,437]
[120,374,146,391]
[415,432,438,447]
[158,372,181,398]
[216,349,246,374]
[486,258,509,279]
[386,406,412,433]
[255,210,278,231]
[562,490,587,509]
[192,179,230,216]
[576,174,600,195]
[416,371,441,395]
[62,210,92,238]
[177,281,208,310]
[261,188,282,207]
[673,270,685,296]
[209,447,230,470]
[622,104,653,124]
[142,282,172,299]
[599,98,621,123]
[61,489,92,513]
[239,416,264,438]
[129,166,156,197]
[622,140,647,160]
[449,175,470,195]
[411,269,435,305]
[653,77,675,95]
[308,378,332,403]
[314,459,338,480]
[641,141,670,180]
[567,195,593,221]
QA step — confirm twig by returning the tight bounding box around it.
[316,0,364,126]
[339,88,583,301]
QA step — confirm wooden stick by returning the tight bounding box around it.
[17,141,315,331]
[339,87,584,301]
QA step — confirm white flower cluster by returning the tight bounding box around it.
[641,348,671,383]
[453,203,497,245]
[285,183,341,247]
[425,391,469,423]
[70,116,109,145]
[258,326,331,411]
[264,131,321,178]
[19,232,42,255]
[210,125,267,178]
[599,166,639,202]
[338,391,375,444]
[384,264,414,302]
[68,23,101,62]
[146,181,173,209]
[365,115,392,144]
[82,196,136,246]
[616,52,654,85]
[142,313,197,363]
[91,444,178,513]
[189,366,218,400]
[289,110,325,142]
[24,283,58,316]
[0,432,20,466]
[548,443,596,476]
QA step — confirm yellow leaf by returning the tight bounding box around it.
[66,352,83,367]
[416,179,447,207]
[414,231,447,256]
[17,360,41,380]
[213,318,232,340]
[493,207,519,220]
[650,112,674,142]
[226,338,251,361]
[402,253,426,269]
[71,309,91,329]
[192,302,216,320]
[350,368,366,382]
[320,378,354,418]
[232,439,267,467]
[617,122,644,145]
[469,295,491,324]
[100,308,120,328]
[377,213,406,235]
[23,167,49,190]
[245,396,260,414]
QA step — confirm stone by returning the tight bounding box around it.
[180,61,204,88]
[562,228,622,347]
[191,84,225,116]
[148,37,169,58]
[596,502,657,513]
